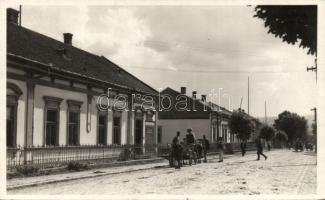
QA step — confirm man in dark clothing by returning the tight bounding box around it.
[202,135,210,163]
[186,128,195,145]
[217,137,224,162]
[256,136,267,160]
[240,141,246,156]
[172,131,182,169]
[185,128,196,165]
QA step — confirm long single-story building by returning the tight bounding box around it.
[157,87,236,145]
[6,8,159,149]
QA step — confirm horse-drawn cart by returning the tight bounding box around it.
[161,142,203,168]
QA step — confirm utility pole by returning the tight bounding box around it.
[311,107,317,153]
[307,58,317,82]
[248,76,250,115]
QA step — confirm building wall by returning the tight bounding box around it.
[33,84,133,146]
[7,74,156,147]
[7,78,27,147]
[157,119,210,145]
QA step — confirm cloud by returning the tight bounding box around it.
[19,5,317,117]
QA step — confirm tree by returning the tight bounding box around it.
[273,111,308,145]
[229,110,256,141]
[275,130,288,148]
[259,125,275,150]
[260,125,276,141]
[254,6,317,55]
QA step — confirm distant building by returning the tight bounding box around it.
[157,87,235,145]
[6,8,159,148]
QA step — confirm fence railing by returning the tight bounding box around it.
[7,144,169,171]
[7,142,256,171]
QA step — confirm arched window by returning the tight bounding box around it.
[7,83,22,147]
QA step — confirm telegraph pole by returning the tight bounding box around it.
[311,107,317,153]
[307,58,317,82]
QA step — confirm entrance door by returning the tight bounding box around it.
[145,126,154,145]
[135,119,143,145]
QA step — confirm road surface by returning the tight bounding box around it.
[8,149,316,195]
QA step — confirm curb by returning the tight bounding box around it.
[7,158,167,190]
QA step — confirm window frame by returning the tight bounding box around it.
[43,96,63,146]
[7,83,23,148]
[112,110,122,145]
[97,109,108,145]
[67,100,83,146]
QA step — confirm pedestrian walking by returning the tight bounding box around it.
[256,136,267,160]
[202,135,210,163]
[240,141,246,156]
[217,137,224,162]
[172,131,182,169]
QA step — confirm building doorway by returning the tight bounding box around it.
[135,119,143,145]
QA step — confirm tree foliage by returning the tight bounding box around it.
[254,6,317,55]
[229,110,256,141]
[273,111,308,144]
[260,125,275,141]
[275,130,288,142]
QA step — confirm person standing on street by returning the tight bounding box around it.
[202,135,210,163]
[172,131,182,169]
[256,136,267,160]
[217,137,224,162]
[240,140,246,156]
[186,128,196,145]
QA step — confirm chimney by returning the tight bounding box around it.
[192,91,197,99]
[201,94,206,102]
[7,8,19,24]
[180,87,186,95]
[63,33,73,45]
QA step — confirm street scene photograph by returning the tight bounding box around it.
[2,2,322,198]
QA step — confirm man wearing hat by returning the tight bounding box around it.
[186,128,196,145]
[171,131,182,169]
[185,128,196,165]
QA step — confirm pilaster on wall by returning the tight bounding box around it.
[25,73,35,147]
[127,111,134,145]
[154,110,158,145]
[121,110,128,145]
[142,113,146,145]
[107,110,113,145]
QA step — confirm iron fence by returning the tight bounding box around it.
[6,142,255,171]
[7,144,169,171]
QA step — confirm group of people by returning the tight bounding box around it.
[171,129,268,169]
[240,136,268,160]
[171,128,225,169]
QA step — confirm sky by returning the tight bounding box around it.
[14,5,317,118]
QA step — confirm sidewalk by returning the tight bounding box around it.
[7,158,169,190]
[7,151,254,190]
